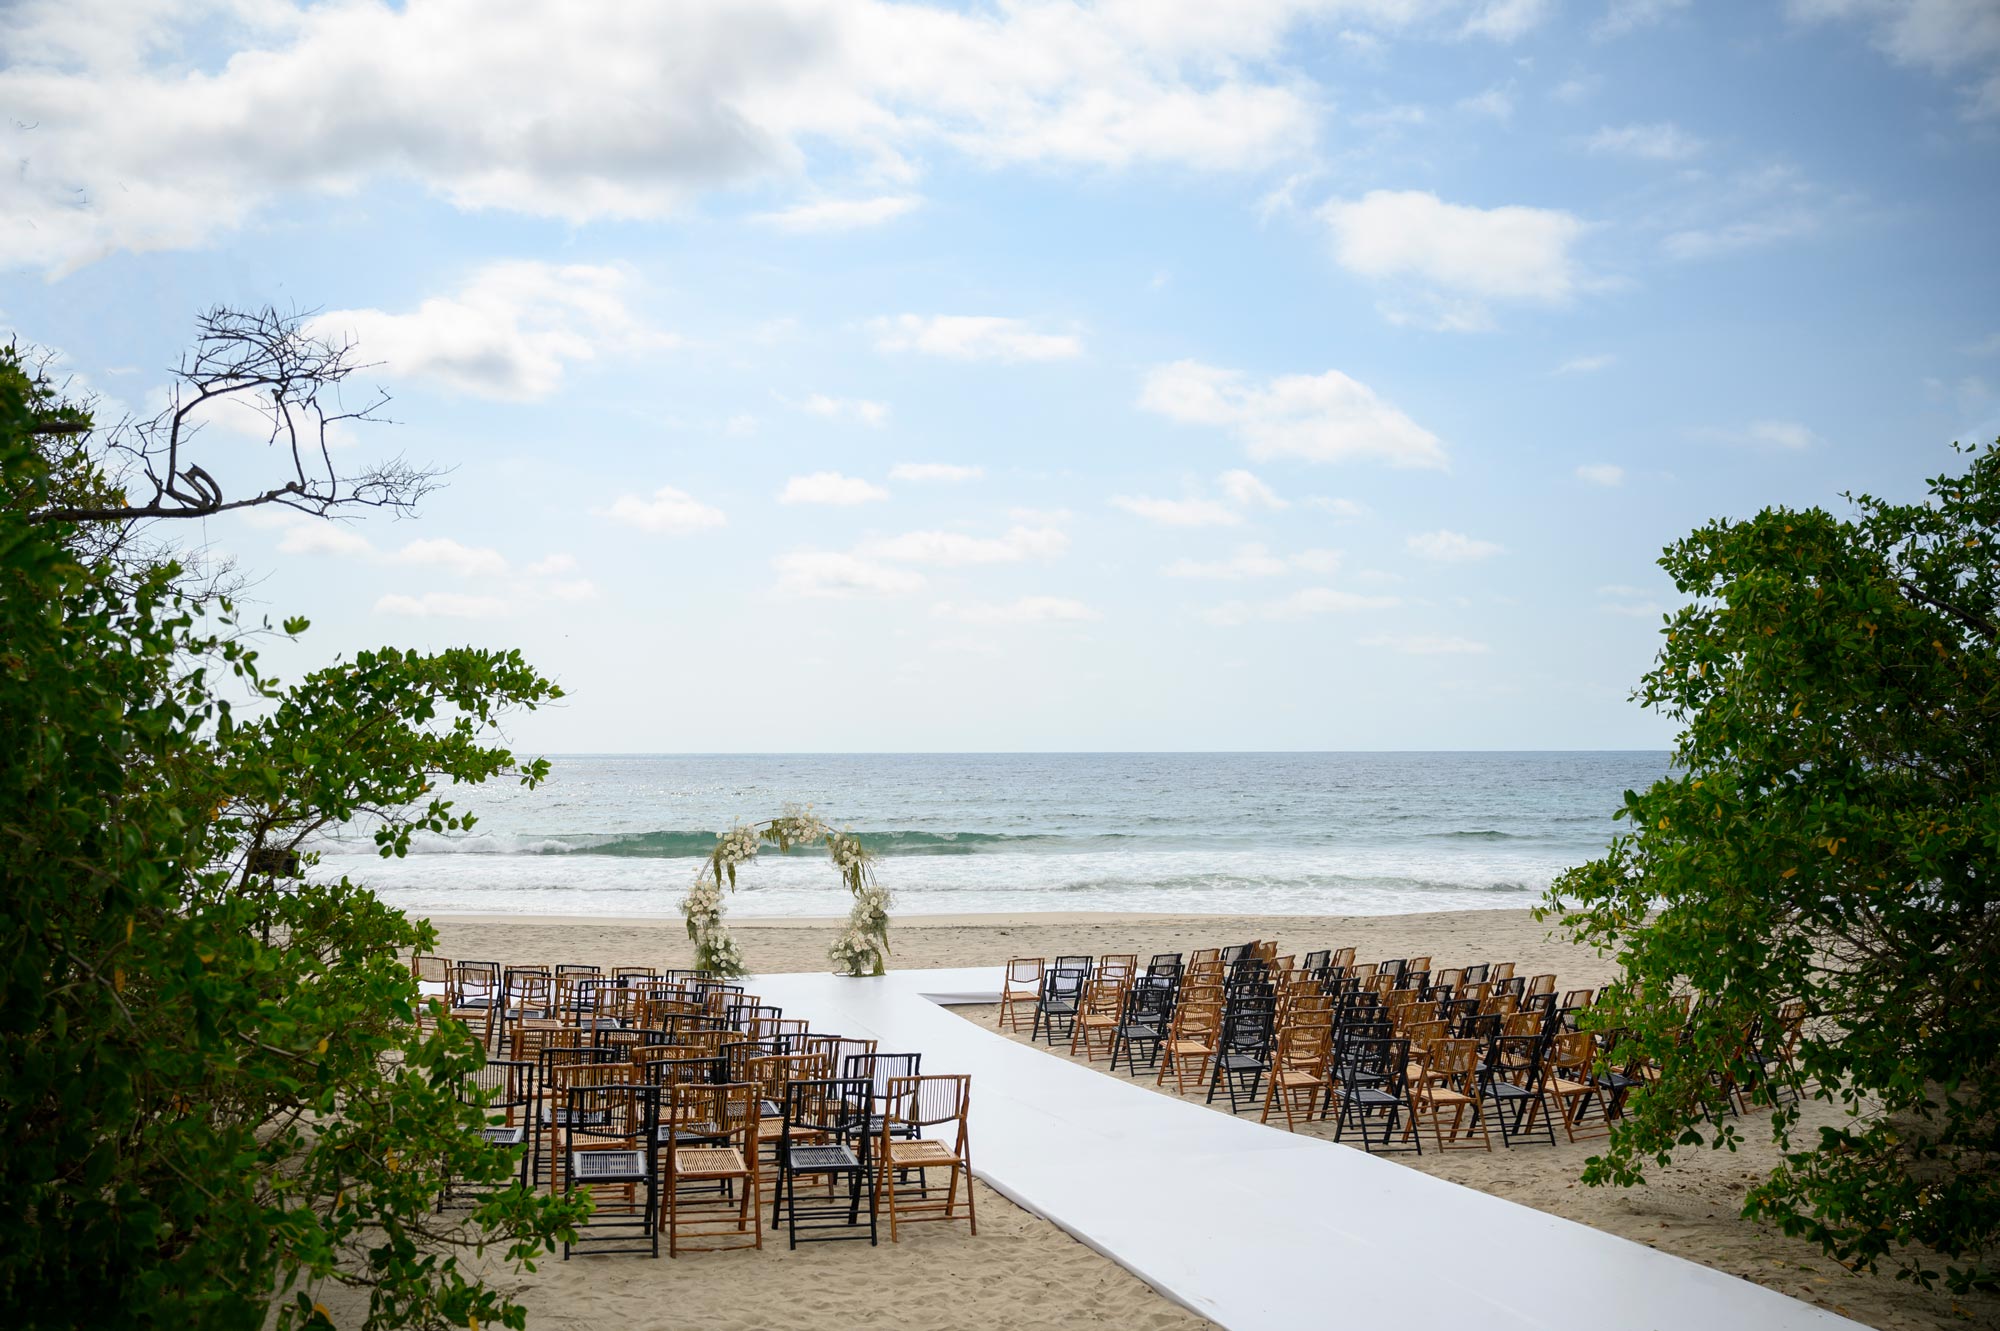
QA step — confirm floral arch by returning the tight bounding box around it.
[680,806,890,978]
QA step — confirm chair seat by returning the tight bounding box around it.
[1274,1070,1323,1088]
[1169,1040,1212,1054]
[1424,1088,1475,1107]
[885,1140,960,1168]
[479,1125,527,1146]
[571,1149,649,1183]
[785,1143,860,1171]
[1550,1076,1593,1094]
[673,1145,749,1177]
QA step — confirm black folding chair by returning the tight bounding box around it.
[1333,1035,1417,1154]
[771,1077,877,1248]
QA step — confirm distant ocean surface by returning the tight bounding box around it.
[317,753,1671,920]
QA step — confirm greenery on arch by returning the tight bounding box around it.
[680,807,890,978]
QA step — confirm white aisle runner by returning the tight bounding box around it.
[753,966,1863,1331]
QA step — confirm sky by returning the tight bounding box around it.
[3,0,1998,753]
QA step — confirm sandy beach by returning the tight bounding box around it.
[415,909,1990,1331]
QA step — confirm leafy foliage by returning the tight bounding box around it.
[1547,441,2000,1292]
[0,345,586,1330]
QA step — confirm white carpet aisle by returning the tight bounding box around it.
[752,966,1865,1331]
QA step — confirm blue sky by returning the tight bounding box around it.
[4,0,1997,752]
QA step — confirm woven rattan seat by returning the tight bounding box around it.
[886,1138,957,1166]
[673,1145,746,1176]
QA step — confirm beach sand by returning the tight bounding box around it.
[416,909,1989,1331]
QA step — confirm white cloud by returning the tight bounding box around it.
[1,0,1345,272]
[1457,86,1515,119]
[1360,633,1491,654]
[1318,190,1589,328]
[391,537,509,577]
[1139,360,1447,468]
[778,471,890,505]
[1789,0,2000,118]
[604,485,728,533]
[725,413,759,437]
[1587,121,1704,160]
[754,194,922,231]
[890,462,985,483]
[933,596,1099,624]
[276,523,375,558]
[1203,586,1400,625]
[1111,494,1243,528]
[1595,0,1690,39]
[1598,584,1668,617]
[1576,463,1626,486]
[1164,543,1342,579]
[1307,496,1371,519]
[863,524,1068,565]
[1217,469,1288,509]
[871,314,1083,362]
[1964,332,2000,357]
[1408,529,1505,562]
[773,551,925,599]
[1557,353,1617,374]
[307,261,672,401]
[375,592,512,620]
[800,394,890,426]
[1462,0,1555,41]
[527,553,580,577]
[1703,419,1821,450]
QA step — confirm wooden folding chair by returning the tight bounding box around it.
[998,958,1045,1031]
[1259,1024,1332,1131]
[876,1075,976,1242]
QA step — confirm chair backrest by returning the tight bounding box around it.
[1275,1023,1332,1073]
[1042,969,1086,1003]
[1430,1037,1480,1091]
[1146,953,1184,978]
[1219,1001,1276,1054]
[1525,973,1557,997]
[1004,957,1046,990]
[562,1080,653,1150]
[555,963,601,977]
[720,1038,781,1084]
[451,961,500,1005]
[413,954,452,985]
[1548,1030,1595,1075]
[748,1052,828,1103]
[667,1081,756,1150]
[844,1052,921,1103]
[1098,954,1138,984]
[642,1053,726,1088]
[783,1077,872,1152]
[461,1057,536,1117]
[807,1034,878,1078]
[881,1074,970,1137]
[1346,1035,1412,1097]
[1187,948,1221,968]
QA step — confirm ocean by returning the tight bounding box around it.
[317,752,1669,920]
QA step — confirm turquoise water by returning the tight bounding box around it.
[318,752,1669,918]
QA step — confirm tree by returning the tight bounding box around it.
[1547,440,2000,1293]
[0,341,585,1330]
[26,305,442,526]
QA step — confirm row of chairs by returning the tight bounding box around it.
[1000,944,1655,1154]
[417,956,978,1257]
